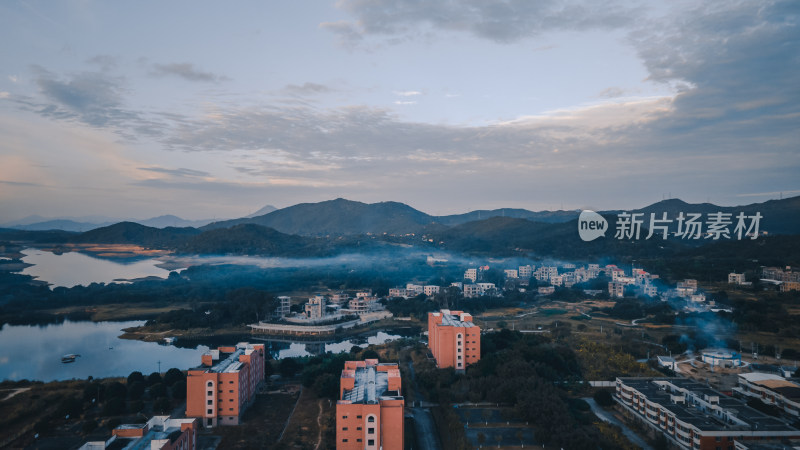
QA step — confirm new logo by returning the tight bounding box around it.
[578,210,608,242]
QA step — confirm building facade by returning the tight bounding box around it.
[428,309,481,371]
[336,359,404,450]
[735,373,800,417]
[615,377,800,450]
[186,342,265,427]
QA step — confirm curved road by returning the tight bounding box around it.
[583,397,653,450]
[407,361,442,450]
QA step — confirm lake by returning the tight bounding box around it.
[20,248,172,288]
[0,320,208,382]
[0,320,416,382]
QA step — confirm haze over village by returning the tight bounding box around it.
[1,1,799,450]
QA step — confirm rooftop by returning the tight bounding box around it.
[437,310,475,328]
[618,378,799,433]
[341,364,401,404]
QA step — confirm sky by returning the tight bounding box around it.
[0,0,798,222]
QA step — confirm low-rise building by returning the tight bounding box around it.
[337,359,404,450]
[79,416,198,450]
[518,265,533,279]
[423,285,440,296]
[305,295,327,320]
[504,269,518,279]
[463,284,480,298]
[728,273,746,285]
[186,343,265,427]
[781,281,800,292]
[615,377,800,450]
[735,373,800,417]
[609,281,625,298]
[538,286,555,295]
[428,309,481,372]
[464,268,478,282]
[275,296,291,318]
[388,288,408,298]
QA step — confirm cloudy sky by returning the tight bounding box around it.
[0,0,798,222]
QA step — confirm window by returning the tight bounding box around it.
[229,399,233,402]
[357,426,362,430]
[458,355,462,360]
[207,400,213,405]
[207,391,212,396]
[230,390,234,393]
[357,415,362,419]
[368,427,375,434]
[357,439,362,442]
[368,439,375,446]
[342,439,348,443]
[367,416,375,423]
[207,381,213,387]
[343,427,348,431]
[229,408,233,411]
[207,418,212,426]
[458,348,461,352]
[342,415,348,419]
[207,409,212,414]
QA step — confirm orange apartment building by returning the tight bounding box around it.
[336,359,404,450]
[186,342,265,427]
[428,309,481,371]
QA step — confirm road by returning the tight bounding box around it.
[407,361,442,450]
[582,397,653,450]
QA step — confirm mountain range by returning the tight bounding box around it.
[2,196,798,259]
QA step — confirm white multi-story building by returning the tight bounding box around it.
[518,265,533,279]
[463,284,480,298]
[609,281,625,298]
[423,285,440,296]
[389,288,409,298]
[275,296,291,318]
[728,273,746,285]
[550,275,563,287]
[464,268,478,282]
[504,269,518,279]
[450,282,463,290]
[406,284,424,295]
[305,295,327,320]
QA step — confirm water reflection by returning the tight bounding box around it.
[20,249,171,288]
[0,320,208,382]
[261,331,411,359]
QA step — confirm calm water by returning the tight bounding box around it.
[264,331,407,359]
[0,320,209,382]
[20,248,172,288]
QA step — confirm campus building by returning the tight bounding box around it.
[79,416,198,450]
[615,377,800,450]
[428,309,481,372]
[336,359,404,450]
[735,373,800,417]
[186,342,265,427]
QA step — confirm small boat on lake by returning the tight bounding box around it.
[61,354,80,363]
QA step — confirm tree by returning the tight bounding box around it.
[279,358,301,378]
[149,383,168,399]
[128,381,145,401]
[105,381,127,400]
[153,397,171,414]
[593,389,615,407]
[164,368,184,387]
[172,380,187,400]
[127,371,145,385]
[148,372,162,386]
[102,397,126,416]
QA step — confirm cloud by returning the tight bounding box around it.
[8,75,18,83]
[138,166,211,178]
[394,100,417,105]
[324,0,641,46]
[86,54,117,71]
[282,82,334,95]
[393,90,421,97]
[0,91,9,99]
[150,63,229,83]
